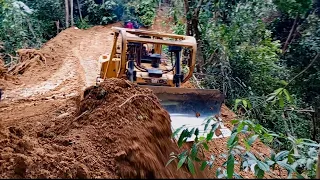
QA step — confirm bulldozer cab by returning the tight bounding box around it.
[98,27,229,141]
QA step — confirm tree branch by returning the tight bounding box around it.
[285,52,320,87]
[77,0,83,21]
[282,14,299,54]
[194,0,204,16]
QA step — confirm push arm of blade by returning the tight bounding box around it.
[119,29,128,76]
[103,33,119,79]
[182,44,197,83]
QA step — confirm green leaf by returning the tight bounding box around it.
[275,151,289,161]
[187,157,196,175]
[195,128,199,137]
[278,97,284,108]
[300,142,320,147]
[244,140,251,151]
[177,155,187,169]
[203,142,209,151]
[216,168,222,178]
[274,88,284,95]
[206,131,214,141]
[266,95,275,102]
[276,160,294,173]
[234,99,241,110]
[166,157,176,167]
[194,157,201,162]
[177,129,187,147]
[256,161,270,172]
[254,124,263,133]
[204,118,212,131]
[242,99,248,108]
[177,150,187,159]
[211,122,220,132]
[287,149,295,164]
[283,89,293,103]
[248,135,259,146]
[254,165,265,178]
[280,80,288,86]
[227,132,238,148]
[189,128,196,137]
[306,159,314,170]
[231,119,240,124]
[246,152,257,160]
[270,151,276,161]
[237,122,245,133]
[173,125,186,137]
[227,154,235,179]
[233,172,244,179]
[265,159,275,166]
[191,144,198,159]
[200,161,208,171]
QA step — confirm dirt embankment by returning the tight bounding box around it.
[0,78,209,179]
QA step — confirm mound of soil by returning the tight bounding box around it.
[8,49,47,76]
[0,78,208,178]
[0,60,18,90]
[0,59,6,78]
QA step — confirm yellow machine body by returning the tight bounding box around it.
[98,27,227,141]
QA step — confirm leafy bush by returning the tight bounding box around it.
[200,0,283,99]
[84,0,118,25]
[0,0,42,62]
[21,0,65,40]
[75,17,92,29]
[124,0,157,27]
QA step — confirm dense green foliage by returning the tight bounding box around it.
[124,0,158,27]
[0,0,158,61]
[167,0,319,144]
[166,0,320,178]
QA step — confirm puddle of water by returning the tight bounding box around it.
[170,114,231,142]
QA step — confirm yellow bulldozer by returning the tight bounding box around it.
[97,27,228,140]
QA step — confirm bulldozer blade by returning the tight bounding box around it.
[139,85,231,141]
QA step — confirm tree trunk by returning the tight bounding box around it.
[282,14,299,54]
[191,0,204,73]
[183,0,192,36]
[313,102,320,142]
[77,0,83,21]
[65,0,69,28]
[55,20,60,34]
[70,0,74,26]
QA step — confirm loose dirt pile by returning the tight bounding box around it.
[0,60,18,90]
[8,49,47,76]
[0,78,208,179]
